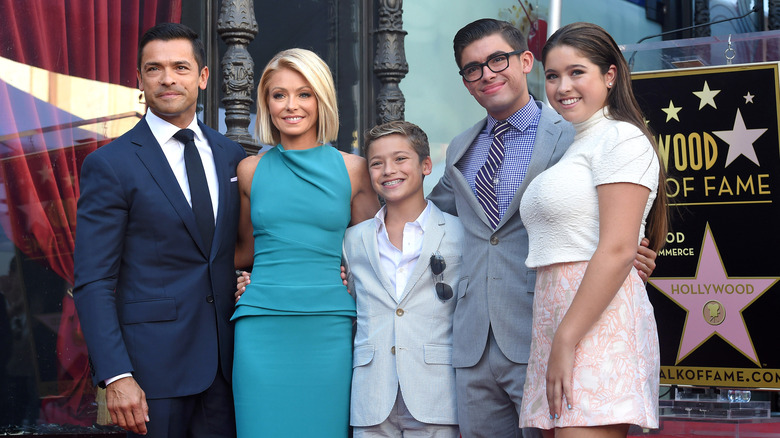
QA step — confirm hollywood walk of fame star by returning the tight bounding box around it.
[661,100,682,122]
[649,224,779,366]
[712,108,767,167]
[743,92,755,104]
[693,81,721,110]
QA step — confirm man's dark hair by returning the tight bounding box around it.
[453,18,528,68]
[137,22,206,71]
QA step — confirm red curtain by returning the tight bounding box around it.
[0,0,182,285]
[0,0,181,88]
[0,0,181,426]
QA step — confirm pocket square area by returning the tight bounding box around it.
[230,176,238,182]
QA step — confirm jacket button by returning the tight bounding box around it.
[490,235,499,245]
[391,346,396,355]
[396,308,404,316]
[206,295,214,303]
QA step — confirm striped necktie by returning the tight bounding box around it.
[475,120,510,229]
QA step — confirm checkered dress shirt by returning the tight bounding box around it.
[456,97,541,221]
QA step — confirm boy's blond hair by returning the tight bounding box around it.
[363,120,430,162]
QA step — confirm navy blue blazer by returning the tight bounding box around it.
[73,117,246,399]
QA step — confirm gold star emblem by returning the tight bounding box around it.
[693,81,721,109]
[661,100,682,122]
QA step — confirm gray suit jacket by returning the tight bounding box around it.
[428,100,574,368]
[344,204,466,426]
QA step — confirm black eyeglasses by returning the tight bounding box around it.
[458,50,524,82]
[430,251,453,302]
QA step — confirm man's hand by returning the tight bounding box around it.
[106,376,149,435]
[635,237,657,282]
[235,271,250,303]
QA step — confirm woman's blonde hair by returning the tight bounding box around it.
[255,48,339,146]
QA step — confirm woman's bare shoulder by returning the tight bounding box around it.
[237,151,271,181]
[339,150,367,171]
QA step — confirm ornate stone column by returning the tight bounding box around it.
[217,0,260,154]
[693,0,710,37]
[374,0,408,124]
[770,0,780,30]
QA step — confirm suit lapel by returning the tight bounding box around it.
[450,119,494,229]
[448,119,485,165]
[398,206,445,304]
[361,222,397,303]
[132,118,209,257]
[500,104,567,227]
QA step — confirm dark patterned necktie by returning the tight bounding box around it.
[475,121,510,229]
[173,129,215,254]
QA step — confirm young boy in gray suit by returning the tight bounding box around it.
[344,121,465,438]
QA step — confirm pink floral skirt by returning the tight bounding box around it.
[520,261,659,429]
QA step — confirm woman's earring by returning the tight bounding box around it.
[608,82,613,87]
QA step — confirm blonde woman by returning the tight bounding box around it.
[232,48,379,437]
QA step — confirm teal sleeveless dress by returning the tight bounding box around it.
[232,144,355,437]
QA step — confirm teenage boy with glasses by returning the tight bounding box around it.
[427,18,658,438]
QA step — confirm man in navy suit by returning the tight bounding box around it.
[73,23,245,437]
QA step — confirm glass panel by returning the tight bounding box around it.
[624,30,780,72]
[709,0,764,36]
[0,1,180,434]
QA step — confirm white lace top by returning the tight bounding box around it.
[519,108,659,268]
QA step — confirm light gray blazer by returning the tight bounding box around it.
[344,204,466,427]
[428,101,574,368]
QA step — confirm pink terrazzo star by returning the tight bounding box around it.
[649,224,778,365]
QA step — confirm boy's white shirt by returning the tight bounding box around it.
[374,200,432,300]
